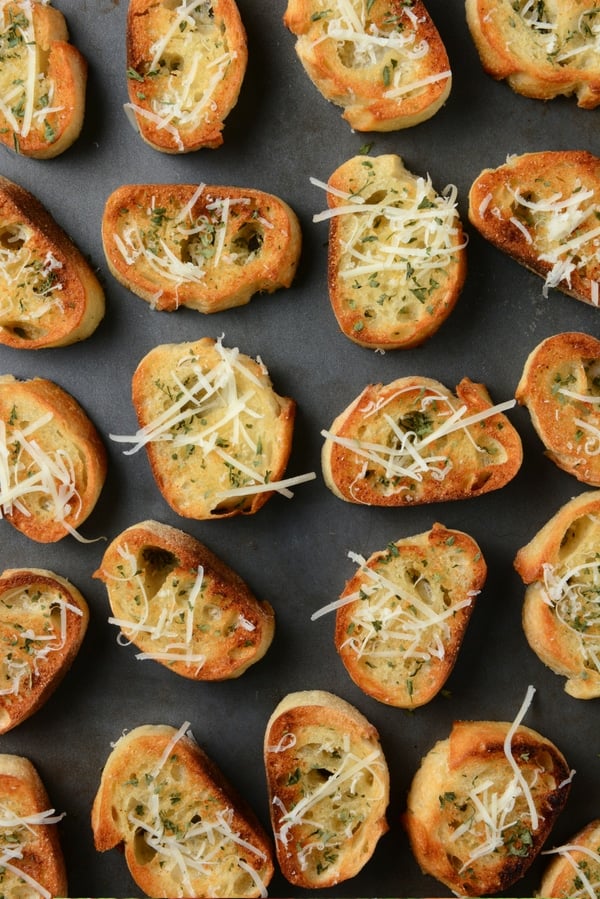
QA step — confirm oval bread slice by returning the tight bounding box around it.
[538,818,600,897]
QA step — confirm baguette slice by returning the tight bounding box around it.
[0,568,88,733]
[0,375,107,542]
[0,754,67,898]
[92,723,274,898]
[114,337,300,520]
[102,183,301,314]
[466,0,600,108]
[403,696,572,896]
[317,154,466,349]
[264,690,389,888]
[469,150,600,306]
[516,331,600,486]
[319,524,486,707]
[94,520,274,679]
[514,489,600,699]
[321,375,522,506]
[284,0,451,131]
[0,176,104,349]
[539,818,600,897]
[0,0,87,158]
[126,0,247,153]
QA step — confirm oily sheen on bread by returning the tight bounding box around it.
[538,818,600,897]
[516,331,600,486]
[514,489,600,699]
[466,0,600,108]
[469,150,600,306]
[264,690,389,888]
[94,519,274,679]
[314,154,467,349]
[284,0,451,131]
[102,182,301,314]
[0,375,107,542]
[0,754,67,898]
[112,337,308,520]
[403,690,572,896]
[0,567,88,733]
[92,722,274,898]
[126,0,247,153]
[0,0,87,158]
[321,375,522,506]
[0,176,105,349]
[312,524,486,707]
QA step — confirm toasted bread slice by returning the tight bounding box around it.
[284,0,451,131]
[92,722,274,898]
[0,754,67,898]
[314,154,467,349]
[0,567,88,733]
[0,176,104,349]
[264,690,389,888]
[539,818,600,897]
[515,331,600,486]
[102,183,301,314]
[0,0,86,158]
[514,489,600,699]
[94,519,274,679]
[0,374,107,542]
[466,0,600,108]
[312,524,486,707]
[403,690,572,896]
[126,0,247,153]
[321,375,522,506]
[469,150,600,306]
[112,337,305,520]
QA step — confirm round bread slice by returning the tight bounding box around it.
[539,818,600,897]
[321,375,522,506]
[516,331,600,486]
[264,690,389,888]
[403,692,572,896]
[514,489,600,699]
[94,519,274,680]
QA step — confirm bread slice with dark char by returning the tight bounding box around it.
[538,818,600,897]
[94,519,274,680]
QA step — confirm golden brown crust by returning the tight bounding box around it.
[333,524,486,707]
[539,818,600,897]
[0,375,107,542]
[0,176,104,349]
[126,0,247,153]
[403,717,572,896]
[0,1,87,159]
[515,331,600,485]
[468,150,600,306]
[322,154,466,349]
[321,375,522,506]
[0,754,67,897]
[92,723,274,898]
[466,0,600,107]
[102,183,301,314]
[514,489,600,698]
[284,0,451,131]
[263,690,389,888]
[94,519,274,680]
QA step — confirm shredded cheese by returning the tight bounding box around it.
[0,226,64,327]
[542,840,600,899]
[0,802,65,899]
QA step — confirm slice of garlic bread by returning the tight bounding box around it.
[264,690,389,888]
[314,154,467,349]
[284,0,451,130]
[321,375,522,506]
[514,489,600,699]
[539,818,600,897]
[102,183,301,314]
[0,176,105,349]
[92,723,274,898]
[126,0,247,153]
[0,0,87,158]
[94,519,274,680]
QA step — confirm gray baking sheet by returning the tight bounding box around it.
[0,1,599,896]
